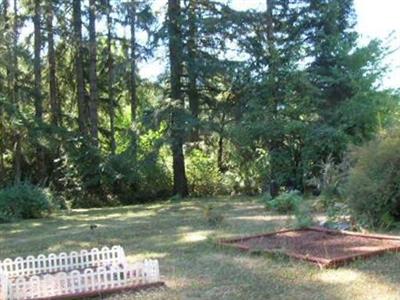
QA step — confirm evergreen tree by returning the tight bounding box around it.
[46,0,60,126]
[0,0,397,205]
[167,0,189,197]
[72,0,87,136]
[88,0,99,146]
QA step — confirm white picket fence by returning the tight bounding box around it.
[0,246,161,300]
[0,270,7,300]
[0,246,127,279]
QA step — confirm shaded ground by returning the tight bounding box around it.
[1,196,400,299]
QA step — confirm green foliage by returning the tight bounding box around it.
[223,145,269,195]
[232,0,398,193]
[294,201,314,229]
[326,202,351,223]
[56,137,106,208]
[54,124,171,208]
[0,182,53,223]
[266,190,303,214]
[187,149,224,196]
[0,0,398,208]
[307,154,348,208]
[170,194,183,202]
[319,156,344,197]
[134,153,172,202]
[261,193,272,205]
[346,129,400,228]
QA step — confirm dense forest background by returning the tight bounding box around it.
[0,0,399,208]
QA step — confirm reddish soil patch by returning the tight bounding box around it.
[219,227,400,268]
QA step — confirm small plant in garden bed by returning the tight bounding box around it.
[263,191,314,228]
[294,201,314,228]
[265,190,303,213]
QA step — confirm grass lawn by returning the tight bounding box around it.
[1,196,400,300]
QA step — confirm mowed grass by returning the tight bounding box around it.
[1,196,400,300]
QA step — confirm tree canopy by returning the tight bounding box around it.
[0,0,398,207]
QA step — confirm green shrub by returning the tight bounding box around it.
[306,154,348,206]
[0,183,53,223]
[223,146,269,195]
[266,190,303,213]
[57,127,172,208]
[187,149,224,196]
[346,129,400,228]
[261,193,272,205]
[294,201,314,228]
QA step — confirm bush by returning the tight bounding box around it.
[346,129,400,228]
[0,182,53,223]
[187,149,224,196]
[99,150,172,205]
[57,127,172,208]
[266,190,303,213]
[223,146,269,195]
[294,201,314,228]
[306,154,348,207]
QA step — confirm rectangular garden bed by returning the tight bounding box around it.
[218,227,400,268]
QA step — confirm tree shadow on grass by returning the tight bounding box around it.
[100,232,400,300]
[0,198,289,260]
[101,241,400,300]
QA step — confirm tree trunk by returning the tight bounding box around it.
[34,0,42,121]
[12,0,21,183]
[0,97,4,178]
[72,0,87,135]
[34,0,46,181]
[0,0,9,182]
[88,0,98,146]
[266,0,280,183]
[0,121,4,182]
[129,1,137,123]
[107,0,115,154]
[217,135,224,172]
[266,0,274,54]
[13,132,22,184]
[217,113,226,172]
[46,0,60,126]
[168,0,189,197]
[187,0,200,142]
[266,0,277,112]
[11,0,17,105]
[128,1,138,161]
